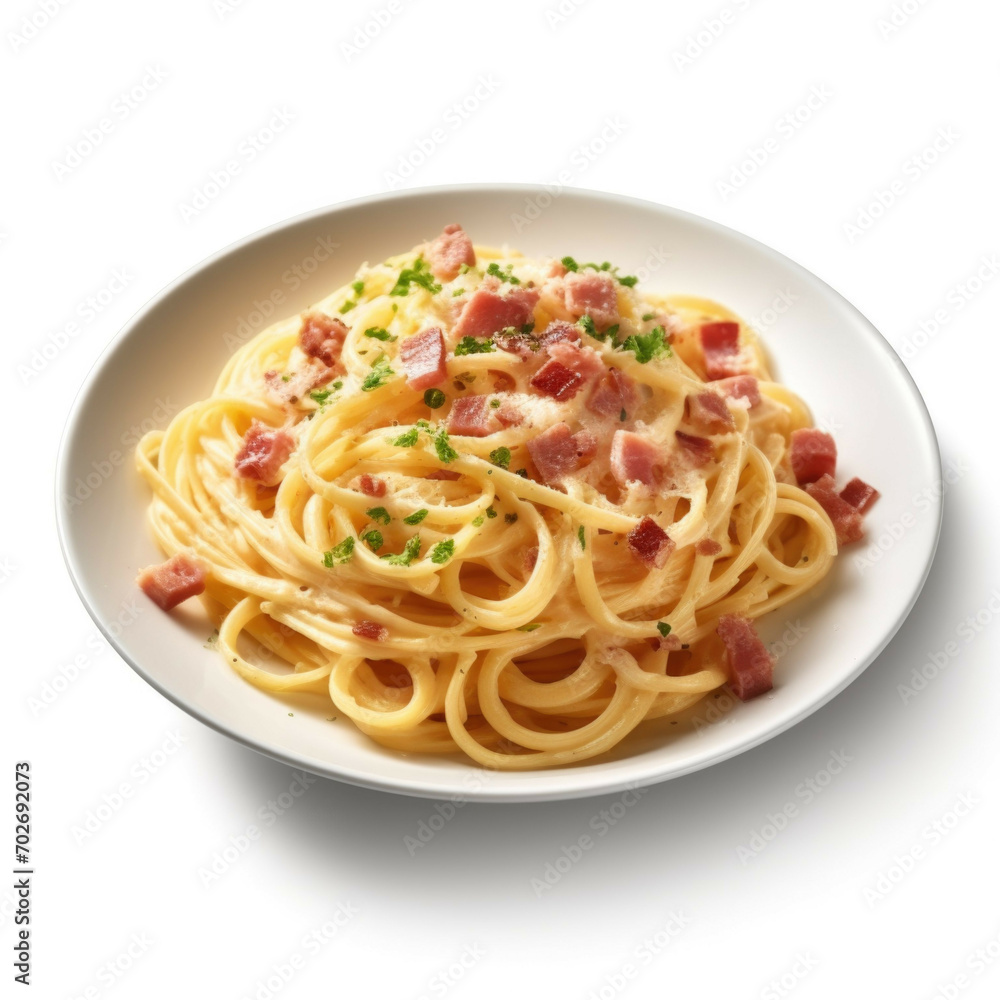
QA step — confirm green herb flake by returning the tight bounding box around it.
[642,312,656,322]
[618,275,638,287]
[381,535,421,566]
[515,468,528,478]
[561,256,579,272]
[578,315,597,338]
[310,387,335,405]
[517,623,542,632]
[361,355,395,391]
[339,300,356,314]
[486,506,498,519]
[489,446,511,470]
[322,537,355,567]
[423,388,446,409]
[403,509,429,525]
[364,326,396,342]
[489,398,501,409]
[389,256,442,297]
[360,528,383,552]
[472,514,485,527]
[454,336,496,356]
[434,429,458,464]
[458,263,472,275]
[430,539,455,564]
[620,325,671,364]
[578,525,586,549]
[393,427,419,447]
[657,622,672,637]
[452,287,465,297]
[351,280,365,296]
[486,261,521,285]
[366,507,391,525]
[504,512,518,525]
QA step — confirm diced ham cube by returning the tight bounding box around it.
[840,477,880,515]
[611,430,662,489]
[299,312,348,368]
[538,320,581,349]
[696,538,723,556]
[564,271,619,326]
[400,328,447,391]
[626,516,675,569]
[546,341,606,381]
[716,375,761,408]
[447,395,497,437]
[453,286,540,339]
[806,474,864,546]
[234,422,295,484]
[526,422,597,484]
[352,620,388,641]
[264,362,334,405]
[352,473,386,497]
[790,428,837,484]
[426,223,476,281]
[700,320,743,380]
[137,553,206,611]
[717,614,774,701]
[530,360,585,401]
[675,431,714,466]
[587,368,637,419]
[688,392,735,433]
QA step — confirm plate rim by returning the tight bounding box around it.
[54,183,943,802]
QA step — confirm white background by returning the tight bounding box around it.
[4,0,999,997]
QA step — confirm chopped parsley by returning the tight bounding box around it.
[361,355,394,391]
[381,535,421,566]
[472,514,485,527]
[359,528,383,552]
[454,336,495,356]
[515,468,528,478]
[642,312,656,321]
[351,280,365,296]
[366,507,391,525]
[578,315,597,337]
[560,256,635,286]
[618,274,638,287]
[430,539,455,564]
[309,381,343,406]
[504,513,518,525]
[561,256,580,272]
[620,325,670,364]
[452,287,465,297]
[517,623,542,632]
[403,509,429,525]
[489,446,511,470]
[486,506,497,519]
[389,256,442,297]
[458,263,472,275]
[339,299,356,313]
[434,429,458,464]
[322,537,354,567]
[578,525,586,549]
[657,622,672,637]
[486,261,521,285]
[489,398,502,409]
[364,326,396,342]
[393,427,419,447]
[424,388,446,409]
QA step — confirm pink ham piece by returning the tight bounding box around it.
[840,477,880,515]
[564,271,619,326]
[611,430,661,489]
[495,399,524,427]
[538,320,581,349]
[546,341,606,381]
[494,329,540,359]
[400,328,447,391]
[790,428,837,484]
[654,633,682,652]
[352,620,388,641]
[426,223,475,281]
[696,538,723,556]
[527,422,597,484]
[452,285,540,340]
[137,553,206,611]
[675,431,714,467]
[264,363,333,405]
[806,474,864,546]
[353,473,386,497]
[717,614,774,701]
[716,375,761,408]
[524,546,539,573]
[447,395,497,437]
[688,392,735,433]
[530,360,585,401]
[587,368,637,419]
[235,422,295,484]
[299,312,348,369]
[626,516,675,569]
[700,321,742,380]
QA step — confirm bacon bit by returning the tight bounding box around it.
[427,469,462,481]
[610,430,661,489]
[716,375,761,408]
[530,360,585,401]
[353,473,386,497]
[546,341,606,381]
[524,545,539,572]
[447,395,498,437]
[564,271,619,326]
[675,430,714,466]
[547,260,568,278]
[352,620,388,641]
[400,327,447,391]
[526,422,596,484]
[688,392,735,433]
[299,311,348,368]
[700,320,743,380]
[695,538,723,556]
[587,368,637,419]
[840,477,880,515]
[137,553,206,611]
[495,400,524,427]
[234,422,295,484]
[790,428,837,484]
[453,286,540,340]
[489,369,516,392]
[806,474,864,546]
[264,362,334,404]
[538,320,581,350]
[426,223,476,281]
[627,516,675,569]
[717,614,774,700]
[655,633,683,652]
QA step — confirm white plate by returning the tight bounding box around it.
[56,186,942,802]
